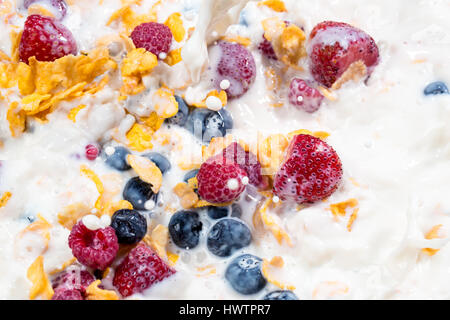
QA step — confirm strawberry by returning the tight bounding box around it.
[308,21,379,88]
[197,154,248,203]
[112,243,175,297]
[19,15,77,63]
[273,134,343,204]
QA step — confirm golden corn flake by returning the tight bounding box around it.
[127,154,163,193]
[0,191,12,208]
[6,101,26,137]
[164,48,183,66]
[107,3,158,34]
[173,182,199,209]
[126,123,154,152]
[19,214,52,252]
[85,280,119,300]
[164,13,185,42]
[258,133,288,175]
[332,60,367,90]
[67,104,87,122]
[145,224,169,260]
[261,258,295,290]
[259,198,292,246]
[102,200,133,217]
[196,265,216,277]
[422,224,444,256]
[140,111,164,132]
[0,62,17,88]
[57,202,92,230]
[346,208,359,232]
[287,129,330,141]
[167,251,179,266]
[258,0,287,12]
[191,90,227,109]
[152,87,179,119]
[328,198,358,218]
[194,200,232,208]
[80,165,104,210]
[202,135,234,160]
[220,35,252,47]
[121,48,158,78]
[27,256,54,300]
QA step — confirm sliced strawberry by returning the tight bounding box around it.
[308,21,379,88]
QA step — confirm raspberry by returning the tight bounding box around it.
[222,142,263,187]
[273,134,343,204]
[52,288,83,300]
[210,41,256,98]
[308,21,380,88]
[197,154,248,203]
[258,37,277,60]
[24,0,68,20]
[68,221,119,270]
[52,267,95,295]
[288,78,324,113]
[19,15,77,63]
[130,22,173,57]
[113,243,175,297]
[85,144,99,161]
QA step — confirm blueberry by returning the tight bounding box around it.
[168,211,203,249]
[123,177,158,210]
[225,254,267,295]
[183,169,199,183]
[263,290,299,300]
[104,146,131,171]
[111,209,147,244]
[207,206,229,219]
[185,108,233,143]
[167,95,189,126]
[207,218,252,257]
[143,152,171,174]
[424,81,449,95]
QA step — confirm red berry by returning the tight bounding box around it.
[288,78,324,113]
[52,267,95,295]
[258,37,277,60]
[24,0,68,20]
[273,134,343,204]
[222,142,263,188]
[210,41,256,98]
[52,288,83,300]
[19,15,77,63]
[197,154,248,203]
[113,243,175,297]
[308,21,380,88]
[68,221,119,270]
[130,22,173,57]
[85,144,99,161]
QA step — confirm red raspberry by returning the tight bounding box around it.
[258,37,277,60]
[52,267,95,295]
[24,0,68,20]
[130,22,173,57]
[222,142,263,188]
[197,154,248,203]
[308,21,380,88]
[68,221,119,270]
[85,144,99,161]
[52,288,83,300]
[19,15,77,63]
[210,41,256,99]
[113,243,175,297]
[288,78,324,113]
[273,134,343,204]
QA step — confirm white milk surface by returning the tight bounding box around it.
[0,0,449,299]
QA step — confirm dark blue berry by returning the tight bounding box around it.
[168,211,203,249]
[207,218,252,257]
[104,146,131,171]
[263,290,298,300]
[225,254,267,295]
[185,108,233,143]
[111,209,147,244]
[424,81,449,95]
[206,206,229,219]
[143,152,171,174]
[123,177,158,210]
[183,169,199,183]
[167,95,189,126]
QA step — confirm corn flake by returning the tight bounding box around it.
[57,202,92,230]
[126,123,154,152]
[86,280,119,300]
[164,48,183,66]
[258,0,287,12]
[164,13,185,42]
[6,101,26,137]
[261,257,295,290]
[422,224,444,256]
[127,154,162,193]
[173,182,199,209]
[27,256,54,300]
[0,191,12,208]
